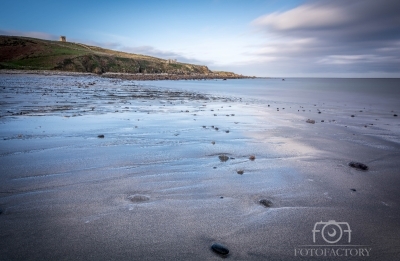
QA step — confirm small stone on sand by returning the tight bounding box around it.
[350,188,357,192]
[349,161,369,171]
[306,119,315,124]
[249,155,256,161]
[127,194,150,203]
[259,199,273,208]
[211,243,229,256]
[97,134,105,138]
[211,141,215,145]
[237,170,244,175]
[394,114,398,117]
[219,155,229,162]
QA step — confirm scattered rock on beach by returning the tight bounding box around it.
[219,155,229,162]
[351,115,355,117]
[394,114,398,117]
[259,199,273,208]
[237,170,244,175]
[349,161,369,171]
[211,141,215,145]
[350,188,357,192]
[211,243,229,256]
[97,134,105,138]
[306,119,315,124]
[249,155,256,161]
[127,194,150,203]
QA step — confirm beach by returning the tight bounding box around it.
[0,72,399,260]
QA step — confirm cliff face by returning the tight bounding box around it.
[0,36,240,77]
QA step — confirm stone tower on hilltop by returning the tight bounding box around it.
[59,36,66,42]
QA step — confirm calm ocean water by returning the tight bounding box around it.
[145,78,400,110]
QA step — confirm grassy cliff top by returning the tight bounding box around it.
[0,35,240,77]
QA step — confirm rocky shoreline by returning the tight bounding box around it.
[0,69,253,81]
[102,72,253,81]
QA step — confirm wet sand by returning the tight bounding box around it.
[0,73,399,260]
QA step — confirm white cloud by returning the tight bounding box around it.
[253,4,347,31]
[0,29,58,40]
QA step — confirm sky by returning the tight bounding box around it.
[1,0,399,77]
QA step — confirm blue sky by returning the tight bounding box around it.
[1,0,399,77]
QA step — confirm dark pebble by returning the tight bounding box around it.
[219,155,229,162]
[127,194,150,203]
[213,167,217,169]
[259,199,273,208]
[211,243,229,256]
[237,170,244,175]
[349,161,369,171]
[220,196,224,199]
[97,134,105,138]
[351,115,355,117]
[249,155,256,161]
[225,130,229,133]
[350,188,357,192]
[394,114,398,117]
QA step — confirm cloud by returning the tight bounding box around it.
[249,0,400,76]
[119,45,214,65]
[253,4,347,31]
[0,29,58,40]
[253,0,400,42]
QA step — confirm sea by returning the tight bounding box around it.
[145,78,400,109]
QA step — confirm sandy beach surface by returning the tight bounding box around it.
[0,73,399,260]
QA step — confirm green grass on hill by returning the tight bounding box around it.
[0,35,229,76]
